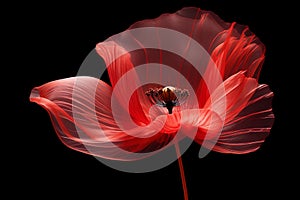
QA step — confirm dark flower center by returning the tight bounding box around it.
[145,86,189,114]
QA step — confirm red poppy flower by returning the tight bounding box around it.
[30,6,273,177]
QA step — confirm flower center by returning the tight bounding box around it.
[145,86,189,114]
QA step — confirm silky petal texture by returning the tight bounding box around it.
[95,42,150,126]
[204,72,258,124]
[189,72,257,142]
[209,26,265,80]
[215,84,274,153]
[30,77,176,158]
[198,24,265,105]
[194,81,274,153]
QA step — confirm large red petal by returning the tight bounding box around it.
[211,84,274,153]
[30,77,183,160]
[190,72,274,154]
[204,71,258,124]
[95,42,150,125]
[194,78,274,153]
[210,26,265,80]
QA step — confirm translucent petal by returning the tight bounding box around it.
[30,77,182,160]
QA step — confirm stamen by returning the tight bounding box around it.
[145,86,189,114]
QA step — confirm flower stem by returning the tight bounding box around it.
[175,143,188,200]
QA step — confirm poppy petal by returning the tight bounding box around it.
[204,71,258,124]
[30,77,184,159]
[210,26,265,80]
[192,72,273,153]
[30,77,119,155]
[96,41,150,125]
[211,84,274,153]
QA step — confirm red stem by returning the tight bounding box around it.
[175,143,188,200]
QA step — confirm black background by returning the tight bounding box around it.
[10,0,295,199]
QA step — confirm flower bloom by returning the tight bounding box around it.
[30,7,274,160]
